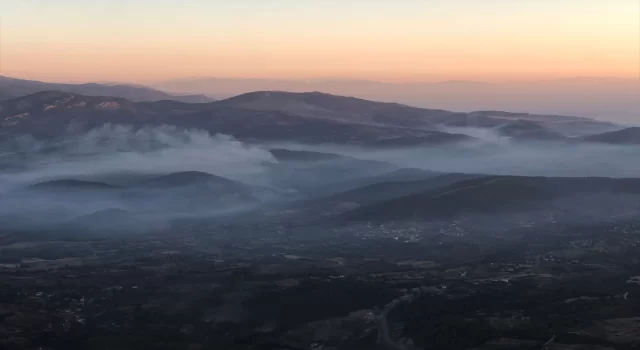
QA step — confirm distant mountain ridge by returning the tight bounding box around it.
[0,91,474,145]
[155,76,640,123]
[0,89,622,145]
[217,90,455,128]
[0,76,214,103]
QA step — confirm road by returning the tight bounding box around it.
[377,255,542,350]
[378,295,419,350]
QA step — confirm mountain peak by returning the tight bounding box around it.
[220,90,331,102]
[217,90,452,129]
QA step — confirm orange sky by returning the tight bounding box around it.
[1,0,638,83]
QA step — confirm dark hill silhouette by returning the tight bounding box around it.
[131,171,263,211]
[138,171,240,188]
[325,173,481,205]
[289,168,443,201]
[265,151,398,196]
[582,127,640,145]
[216,90,454,128]
[27,179,118,191]
[268,149,345,162]
[496,120,566,141]
[0,75,213,103]
[1,90,623,145]
[0,92,473,145]
[343,175,640,221]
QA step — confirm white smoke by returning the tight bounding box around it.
[268,137,640,178]
[0,124,277,191]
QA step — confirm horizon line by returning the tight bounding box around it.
[2,74,639,87]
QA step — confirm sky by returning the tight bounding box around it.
[0,0,639,83]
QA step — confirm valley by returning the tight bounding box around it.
[0,89,639,350]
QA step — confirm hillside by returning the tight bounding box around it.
[0,76,213,103]
[343,175,640,221]
[268,149,347,162]
[0,171,268,231]
[156,77,640,124]
[132,171,263,209]
[27,179,118,192]
[496,120,566,141]
[137,171,250,190]
[265,150,399,196]
[0,91,474,145]
[0,89,624,145]
[58,208,146,234]
[324,173,480,205]
[216,90,455,128]
[582,127,640,145]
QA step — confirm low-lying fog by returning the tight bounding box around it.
[270,128,640,178]
[0,125,277,191]
[1,124,640,234]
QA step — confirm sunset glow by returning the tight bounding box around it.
[1,0,638,83]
